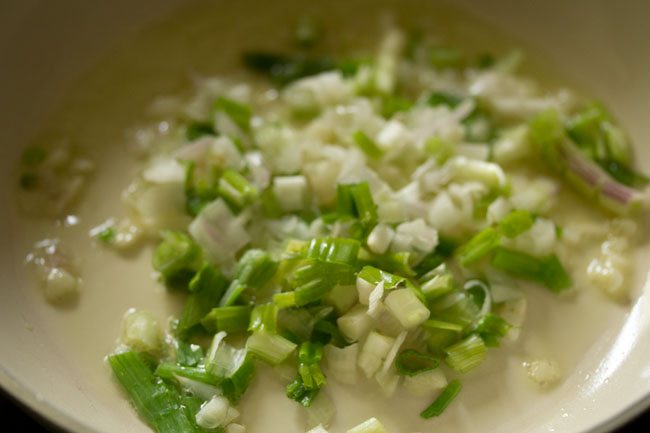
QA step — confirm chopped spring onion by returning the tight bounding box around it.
[420,269,455,301]
[499,209,535,238]
[337,305,374,342]
[204,333,256,403]
[152,230,202,289]
[287,375,321,407]
[108,351,201,433]
[428,91,462,108]
[324,343,359,385]
[178,264,228,337]
[429,293,480,331]
[357,266,405,290]
[213,97,252,133]
[298,342,327,389]
[188,199,250,267]
[366,224,395,255]
[444,334,487,373]
[155,363,219,386]
[350,182,378,226]
[530,109,647,215]
[122,310,163,354]
[306,237,360,265]
[202,306,252,334]
[457,227,501,266]
[195,395,240,429]
[218,169,258,209]
[274,291,297,309]
[425,136,455,165]
[176,342,203,367]
[100,27,650,429]
[232,249,278,289]
[420,379,462,418]
[384,288,431,329]
[248,303,278,333]
[242,52,336,87]
[403,368,448,397]
[175,376,220,401]
[324,284,358,315]
[358,331,395,378]
[395,349,440,376]
[185,121,216,141]
[474,313,511,347]
[273,175,308,212]
[491,247,572,292]
[352,130,383,159]
[246,331,297,365]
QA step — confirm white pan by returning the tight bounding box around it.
[1,0,649,432]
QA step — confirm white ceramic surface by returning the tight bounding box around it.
[1,1,649,432]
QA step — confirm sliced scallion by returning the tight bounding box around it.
[420,379,462,418]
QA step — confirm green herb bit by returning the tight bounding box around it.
[444,334,487,373]
[457,227,502,266]
[491,247,572,292]
[249,303,278,334]
[352,130,383,159]
[205,335,256,404]
[499,209,535,238]
[152,230,202,290]
[246,331,297,365]
[185,121,216,141]
[463,107,496,143]
[429,293,480,331]
[395,349,440,376]
[597,159,649,188]
[155,363,219,386]
[218,169,258,209]
[286,375,320,407]
[428,91,462,108]
[351,182,378,226]
[359,249,415,277]
[179,264,228,337]
[202,305,252,334]
[213,97,252,133]
[220,353,256,404]
[95,226,116,244]
[273,291,297,309]
[474,313,511,347]
[108,351,201,433]
[424,320,463,355]
[357,265,405,290]
[425,136,455,165]
[306,237,360,265]
[420,271,455,301]
[176,342,204,367]
[184,161,219,217]
[298,342,326,389]
[381,95,414,118]
[414,236,458,277]
[233,249,278,288]
[420,379,462,418]
[242,52,336,87]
